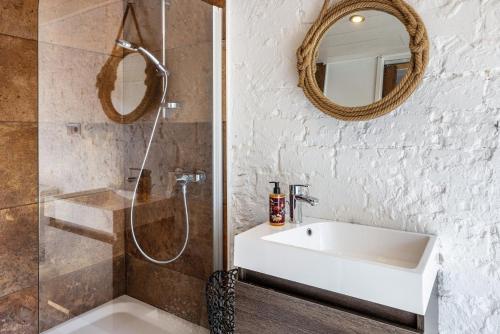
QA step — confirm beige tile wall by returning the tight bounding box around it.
[0,1,39,333]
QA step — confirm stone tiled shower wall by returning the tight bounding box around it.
[124,0,214,327]
[228,1,500,334]
[37,0,130,330]
[0,0,213,333]
[36,0,214,330]
[125,123,214,327]
[0,1,39,333]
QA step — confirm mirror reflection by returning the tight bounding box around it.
[111,53,148,115]
[316,10,411,107]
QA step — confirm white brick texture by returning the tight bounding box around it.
[227,0,500,333]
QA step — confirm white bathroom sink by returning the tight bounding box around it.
[234,217,438,315]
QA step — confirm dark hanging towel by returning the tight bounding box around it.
[206,269,238,334]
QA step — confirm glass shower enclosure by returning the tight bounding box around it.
[38,0,222,332]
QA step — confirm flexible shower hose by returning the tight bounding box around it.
[130,75,190,265]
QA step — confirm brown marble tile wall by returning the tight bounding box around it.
[126,122,214,327]
[38,189,141,331]
[37,0,131,201]
[0,123,37,208]
[126,200,212,280]
[0,34,37,123]
[122,0,212,53]
[164,42,213,123]
[126,255,207,325]
[39,256,125,332]
[39,0,123,56]
[122,6,215,321]
[0,0,39,333]
[0,205,38,299]
[40,218,125,281]
[128,0,213,124]
[36,1,133,327]
[0,0,38,40]
[0,0,215,332]
[0,287,38,334]
[37,0,132,328]
[2,0,215,332]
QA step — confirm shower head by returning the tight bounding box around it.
[116,39,139,52]
[116,39,169,77]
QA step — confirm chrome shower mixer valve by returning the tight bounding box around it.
[176,170,207,185]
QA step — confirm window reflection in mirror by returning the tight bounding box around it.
[316,10,411,108]
[381,57,409,98]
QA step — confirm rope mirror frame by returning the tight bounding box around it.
[96,2,160,124]
[297,0,429,121]
[96,52,160,124]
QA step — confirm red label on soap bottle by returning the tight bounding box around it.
[270,194,286,226]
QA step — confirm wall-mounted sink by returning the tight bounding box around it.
[234,217,438,315]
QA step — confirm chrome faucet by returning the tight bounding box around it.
[175,169,206,186]
[289,185,319,224]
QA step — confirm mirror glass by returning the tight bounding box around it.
[111,53,148,115]
[316,10,411,108]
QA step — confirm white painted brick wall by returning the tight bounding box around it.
[227,0,500,333]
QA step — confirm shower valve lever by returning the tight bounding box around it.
[176,170,206,185]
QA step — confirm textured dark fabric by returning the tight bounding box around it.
[206,269,237,334]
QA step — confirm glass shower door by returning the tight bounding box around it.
[38,0,221,332]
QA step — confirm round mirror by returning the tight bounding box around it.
[297,0,429,121]
[96,50,160,124]
[111,53,148,116]
[316,10,411,108]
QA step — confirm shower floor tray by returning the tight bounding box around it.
[42,295,209,334]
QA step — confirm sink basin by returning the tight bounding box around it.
[234,217,438,315]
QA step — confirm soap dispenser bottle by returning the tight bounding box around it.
[269,182,286,226]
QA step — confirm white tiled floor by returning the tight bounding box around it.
[42,295,209,334]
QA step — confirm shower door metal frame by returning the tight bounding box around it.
[164,0,224,271]
[212,6,224,272]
